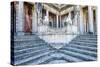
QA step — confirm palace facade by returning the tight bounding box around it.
[11,1,97,36]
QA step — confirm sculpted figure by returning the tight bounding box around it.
[66,14,72,34]
[24,5,32,33]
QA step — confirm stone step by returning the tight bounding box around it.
[14,46,50,56]
[14,39,45,43]
[18,51,83,65]
[59,50,96,61]
[69,44,97,52]
[14,47,50,61]
[13,43,48,51]
[14,38,43,42]
[14,40,46,47]
[14,35,38,39]
[14,35,42,41]
[48,60,67,64]
[70,43,97,47]
[14,41,46,47]
[13,44,49,53]
[72,39,97,43]
[38,52,83,64]
[71,40,97,44]
[77,35,97,38]
[70,41,97,47]
[15,47,50,56]
[77,35,97,37]
[14,50,54,65]
[76,37,97,40]
[61,47,97,57]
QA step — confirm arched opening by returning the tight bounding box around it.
[24,2,33,34]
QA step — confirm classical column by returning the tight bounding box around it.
[79,7,84,34]
[75,6,84,34]
[16,1,24,35]
[32,4,38,34]
[36,3,43,34]
[36,3,42,26]
[46,10,49,33]
[69,12,72,33]
[46,10,49,25]
[95,8,97,33]
[88,6,94,33]
[60,15,61,28]
[56,15,59,28]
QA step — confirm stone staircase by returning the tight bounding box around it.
[60,34,97,61]
[11,34,97,65]
[11,35,52,65]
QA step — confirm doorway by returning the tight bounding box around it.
[24,2,33,34]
